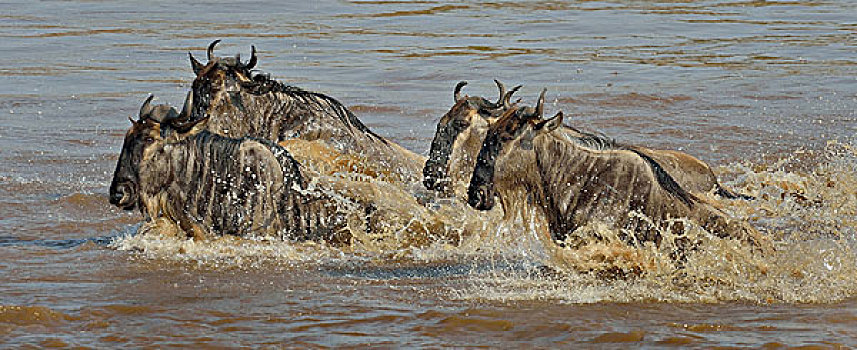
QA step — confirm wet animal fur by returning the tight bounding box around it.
[426,88,750,199]
[187,42,424,184]
[110,98,351,243]
[424,81,521,194]
[468,109,771,253]
[140,129,350,243]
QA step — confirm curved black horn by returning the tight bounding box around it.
[159,107,179,124]
[139,95,155,120]
[503,85,522,108]
[172,116,209,133]
[177,91,193,121]
[493,79,506,107]
[454,81,468,102]
[188,52,204,75]
[207,39,221,61]
[245,45,257,69]
[536,88,546,118]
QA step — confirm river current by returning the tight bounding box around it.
[1,0,856,347]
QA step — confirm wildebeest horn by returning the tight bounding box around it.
[207,39,221,61]
[245,45,257,69]
[188,52,204,75]
[494,79,506,106]
[520,88,547,119]
[172,116,209,133]
[454,81,468,102]
[177,91,193,121]
[503,85,522,108]
[139,95,155,120]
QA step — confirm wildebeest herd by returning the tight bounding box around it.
[109,41,773,263]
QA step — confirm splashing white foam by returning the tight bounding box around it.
[112,141,857,303]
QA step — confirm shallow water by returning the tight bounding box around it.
[1,0,856,347]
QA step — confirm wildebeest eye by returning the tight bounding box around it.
[144,136,155,144]
[454,120,470,129]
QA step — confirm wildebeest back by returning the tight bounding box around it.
[139,130,350,242]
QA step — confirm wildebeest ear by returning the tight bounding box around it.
[189,52,204,75]
[535,111,563,134]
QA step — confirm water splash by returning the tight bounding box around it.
[454,141,857,304]
[112,141,857,303]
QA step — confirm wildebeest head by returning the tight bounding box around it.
[467,89,562,210]
[188,40,257,121]
[109,93,205,210]
[422,80,521,193]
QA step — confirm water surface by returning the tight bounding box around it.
[1,0,856,347]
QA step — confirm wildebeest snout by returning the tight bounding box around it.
[467,184,495,210]
[109,182,136,210]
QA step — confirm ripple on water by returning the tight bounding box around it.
[0,0,855,347]
[0,305,75,327]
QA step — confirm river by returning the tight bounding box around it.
[1,0,856,347]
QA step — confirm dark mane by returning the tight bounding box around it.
[550,125,692,207]
[241,72,387,144]
[560,125,621,150]
[189,130,305,182]
[628,149,694,207]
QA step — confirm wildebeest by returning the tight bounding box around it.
[109,94,351,243]
[423,80,521,195]
[426,87,751,199]
[466,102,771,253]
[184,40,424,184]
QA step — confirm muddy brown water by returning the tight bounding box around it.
[1,1,856,348]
